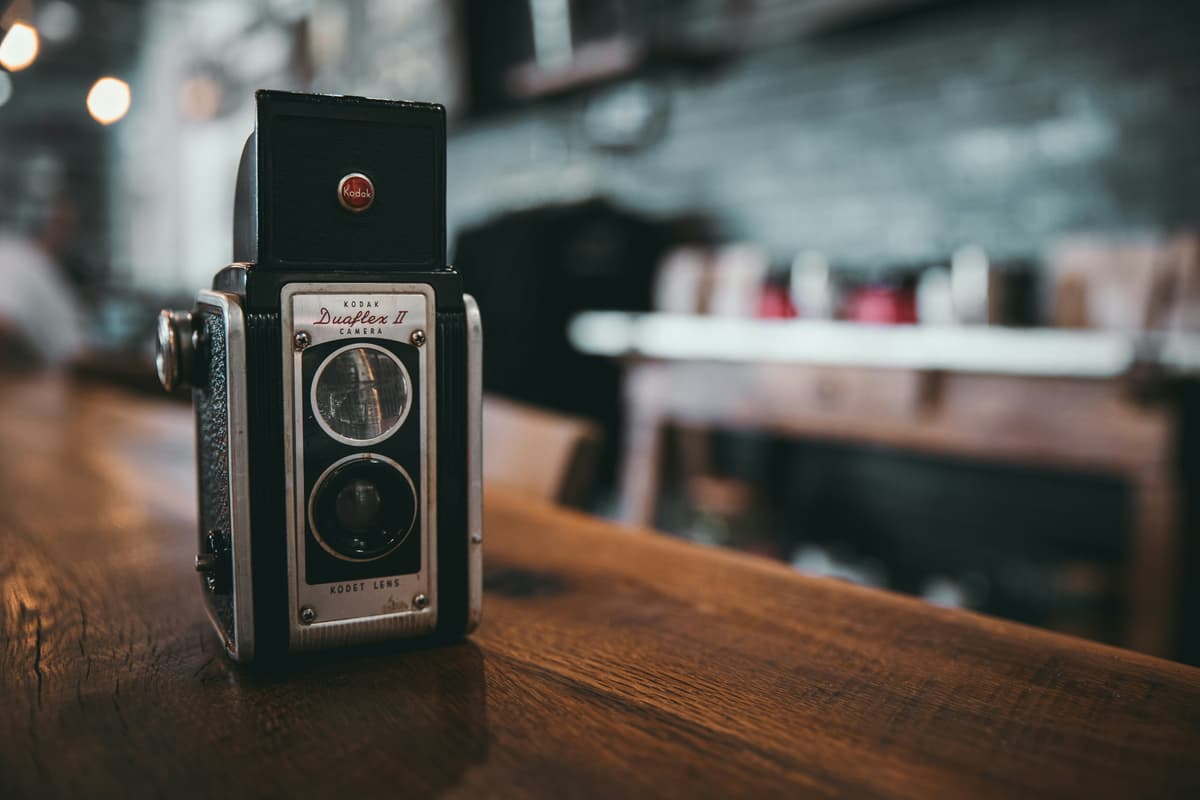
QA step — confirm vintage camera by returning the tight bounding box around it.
[155,91,482,662]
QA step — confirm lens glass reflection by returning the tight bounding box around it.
[335,478,384,535]
[314,346,408,442]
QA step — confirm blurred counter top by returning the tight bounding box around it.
[2,376,1199,798]
[569,312,1200,377]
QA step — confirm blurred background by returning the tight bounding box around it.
[1,0,1198,662]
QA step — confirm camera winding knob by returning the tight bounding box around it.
[156,309,197,392]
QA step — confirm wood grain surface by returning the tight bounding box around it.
[2,377,1199,799]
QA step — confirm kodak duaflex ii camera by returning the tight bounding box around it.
[155,91,482,662]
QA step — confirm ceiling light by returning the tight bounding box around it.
[87,77,131,125]
[0,22,39,71]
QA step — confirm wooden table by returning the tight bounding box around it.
[2,377,1199,798]
[569,312,1185,658]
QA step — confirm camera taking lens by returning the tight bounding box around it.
[309,455,417,561]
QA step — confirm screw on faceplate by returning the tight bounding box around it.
[470,532,483,545]
[294,331,311,351]
[300,606,316,624]
[410,330,426,347]
[413,593,429,610]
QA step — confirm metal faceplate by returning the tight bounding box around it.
[281,283,438,650]
[195,290,255,662]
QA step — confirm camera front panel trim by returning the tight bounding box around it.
[281,282,438,650]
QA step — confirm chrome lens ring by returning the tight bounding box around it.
[310,342,412,446]
[307,453,418,562]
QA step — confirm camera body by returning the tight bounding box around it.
[156,91,482,662]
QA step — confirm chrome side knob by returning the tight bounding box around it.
[156,309,195,392]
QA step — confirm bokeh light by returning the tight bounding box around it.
[0,71,12,108]
[36,1,82,44]
[86,76,131,125]
[0,23,40,72]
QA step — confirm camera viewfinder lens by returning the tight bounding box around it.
[313,345,410,443]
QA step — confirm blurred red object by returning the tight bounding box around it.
[756,282,797,318]
[845,285,918,324]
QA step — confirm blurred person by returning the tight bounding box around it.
[0,154,85,369]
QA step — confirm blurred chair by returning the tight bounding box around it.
[483,394,602,507]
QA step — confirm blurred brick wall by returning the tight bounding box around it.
[447,0,1200,267]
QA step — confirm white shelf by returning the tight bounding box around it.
[568,312,1200,378]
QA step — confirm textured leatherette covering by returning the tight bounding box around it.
[194,305,235,642]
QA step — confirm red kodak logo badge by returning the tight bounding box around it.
[338,173,374,212]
